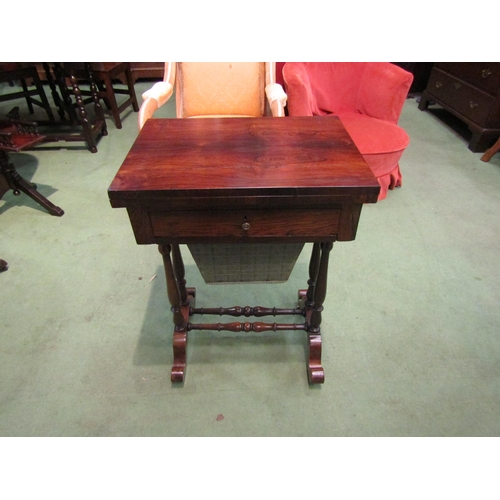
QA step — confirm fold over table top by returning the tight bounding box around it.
[108,116,380,208]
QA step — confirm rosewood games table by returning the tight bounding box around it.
[108,116,380,384]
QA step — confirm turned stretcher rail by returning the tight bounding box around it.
[189,306,305,317]
[187,322,308,333]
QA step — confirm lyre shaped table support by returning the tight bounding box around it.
[159,242,333,384]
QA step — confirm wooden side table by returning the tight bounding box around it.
[108,116,380,384]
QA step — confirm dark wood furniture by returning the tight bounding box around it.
[0,64,55,121]
[36,63,164,84]
[418,62,500,152]
[108,116,379,384]
[0,113,64,216]
[36,63,108,153]
[129,63,164,82]
[70,63,139,129]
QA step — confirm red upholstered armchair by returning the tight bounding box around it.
[283,63,413,200]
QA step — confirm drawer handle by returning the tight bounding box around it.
[470,101,479,109]
[435,81,443,89]
[453,82,462,90]
[482,69,492,79]
[242,222,250,231]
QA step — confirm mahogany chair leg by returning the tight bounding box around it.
[102,73,122,128]
[481,137,500,162]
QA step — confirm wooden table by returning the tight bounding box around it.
[108,116,380,384]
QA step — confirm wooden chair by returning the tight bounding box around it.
[0,63,55,121]
[70,63,139,129]
[35,63,108,153]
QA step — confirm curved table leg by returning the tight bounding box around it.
[0,151,64,216]
[481,136,500,162]
[159,244,195,383]
[305,241,333,384]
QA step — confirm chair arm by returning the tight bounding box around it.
[357,63,413,124]
[265,83,287,117]
[282,63,315,116]
[142,81,174,108]
[138,82,174,129]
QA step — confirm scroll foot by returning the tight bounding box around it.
[171,330,187,383]
[307,332,325,384]
[298,289,307,308]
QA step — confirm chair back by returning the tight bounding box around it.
[175,62,267,118]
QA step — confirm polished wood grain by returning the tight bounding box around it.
[109,116,379,204]
[109,116,379,384]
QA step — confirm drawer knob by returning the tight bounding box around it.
[435,81,443,89]
[482,69,492,79]
[242,222,250,231]
[470,101,479,109]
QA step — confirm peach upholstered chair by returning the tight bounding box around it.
[283,62,413,200]
[138,62,287,129]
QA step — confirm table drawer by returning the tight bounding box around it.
[427,68,494,125]
[150,208,341,240]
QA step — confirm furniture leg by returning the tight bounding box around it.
[84,63,108,139]
[481,136,500,162]
[305,241,333,384]
[0,151,64,216]
[43,63,66,121]
[66,72,97,153]
[417,92,432,111]
[95,81,111,110]
[171,243,189,306]
[53,63,79,124]
[32,71,55,121]
[306,242,321,307]
[102,73,122,128]
[125,64,140,113]
[21,79,35,114]
[158,244,194,383]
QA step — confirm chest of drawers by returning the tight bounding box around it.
[418,62,500,152]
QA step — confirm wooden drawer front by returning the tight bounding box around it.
[435,63,500,96]
[150,208,341,240]
[427,68,494,124]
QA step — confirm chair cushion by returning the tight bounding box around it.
[337,112,410,155]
